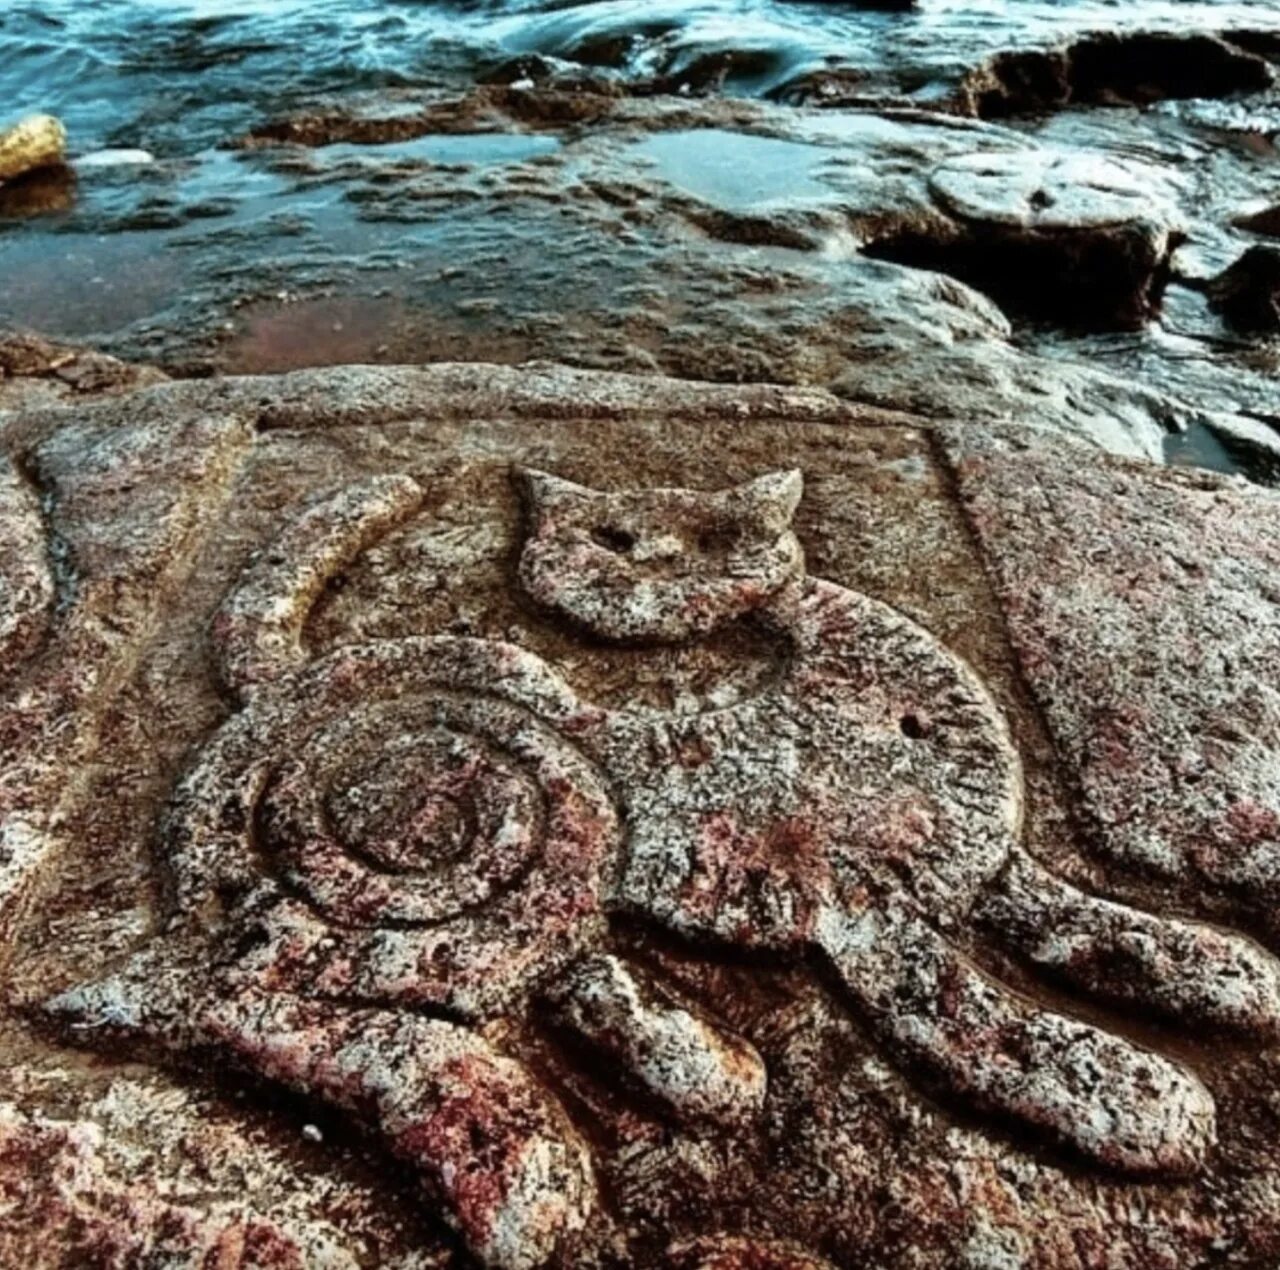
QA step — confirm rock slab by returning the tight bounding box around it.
[4,364,1280,1267]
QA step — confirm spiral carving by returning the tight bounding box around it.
[166,637,617,1018]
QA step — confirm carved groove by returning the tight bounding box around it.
[213,474,424,698]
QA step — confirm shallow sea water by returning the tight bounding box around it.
[6,0,1279,157]
[1,0,1278,475]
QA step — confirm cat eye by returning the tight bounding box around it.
[591,525,636,554]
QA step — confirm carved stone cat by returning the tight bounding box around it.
[46,466,1280,1269]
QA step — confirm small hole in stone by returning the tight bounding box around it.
[900,713,929,740]
[592,526,636,553]
[1029,188,1054,210]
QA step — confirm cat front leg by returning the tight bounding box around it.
[815,897,1215,1176]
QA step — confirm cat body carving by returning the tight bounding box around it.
[47,466,1280,1268]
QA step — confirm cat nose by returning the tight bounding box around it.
[631,534,683,562]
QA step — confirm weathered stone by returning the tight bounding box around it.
[544,954,767,1129]
[874,148,1182,328]
[0,408,252,944]
[943,427,1280,936]
[0,114,66,184]
[667,1235,837,1268]
[0,1102,360,1268]
[1207,245,1280,333]
[0,452,52,667]
[0,328,165,412]
[5,365,1280,1266]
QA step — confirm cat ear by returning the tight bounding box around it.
[729,469,803,531]
[515,468,598,524]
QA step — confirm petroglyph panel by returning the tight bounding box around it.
[6,365,1280,1268]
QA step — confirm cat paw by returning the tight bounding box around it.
[817,900,1216,1175]
[544,954,767,1129]
[981,849,1280,1039]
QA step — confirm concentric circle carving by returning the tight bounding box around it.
[166,637,617,1017]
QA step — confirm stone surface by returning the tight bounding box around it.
[1207,245,1280,333]
[880,148,1182,328]
[0,328,167,412]
[0,114,66,184]
[944,427,1280,938]
[5,364,1280,1266]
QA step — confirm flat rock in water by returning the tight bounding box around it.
[1207,244,1280,333]
[929,149,1174,231]
[5,363,1280,1268]
[874,147,1184,328]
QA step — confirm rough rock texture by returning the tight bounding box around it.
[6,364,1280,1266]
[0,329,166,413]
[0,1101,361,1268]
[0,114,66,183]
[944,427,1280,938]
[869,148,1180,328]
[11,82,1259,462]
[1207,245,1280,333]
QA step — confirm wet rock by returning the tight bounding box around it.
[869,148,1180,328]
[963,32,1275,118]
[7,364,1280,1265]
[1067,32,1274,104]
[1207,244,1280,332]
[1235,205,1280,238]
[1200,411,1280,485]
[238,85,620,149]
[0,164,75,219]
[0,329,165,411]
[0,114,66,183]
[1,90,1244,457]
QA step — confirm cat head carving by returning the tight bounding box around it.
[516,468,804,642]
